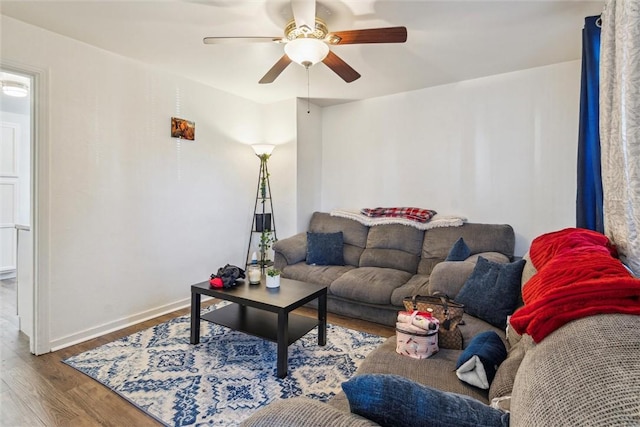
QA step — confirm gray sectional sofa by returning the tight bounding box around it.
[272,211,515,342]
[241,222,640,426]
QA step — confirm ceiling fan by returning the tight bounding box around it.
[203,0,407,84]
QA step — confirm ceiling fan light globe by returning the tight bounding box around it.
[284,38,329,67]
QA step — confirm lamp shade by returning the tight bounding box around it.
[1,81,28,98]
[252,144,275,156]
[284,38,329,68]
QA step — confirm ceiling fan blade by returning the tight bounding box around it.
[291,0,316,31]
[322,51,360,83]
[327,26,407,45]
[203,37,284,44]
[259,55,293,84]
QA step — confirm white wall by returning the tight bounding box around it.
[261,98,297,241]
[321,61,581,256]
[1,16,298,349]
[296,99,323,232]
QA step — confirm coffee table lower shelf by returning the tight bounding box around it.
[201,303,319,345]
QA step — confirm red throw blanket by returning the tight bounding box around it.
[521,251,632,305]
[529,227,617,269]
[510,276,640,342]
[511,228,640,343]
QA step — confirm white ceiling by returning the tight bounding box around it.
[0,0,604,106]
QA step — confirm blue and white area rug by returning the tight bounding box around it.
[63,302,385,426]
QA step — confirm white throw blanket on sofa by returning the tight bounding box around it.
[330,209,466,230]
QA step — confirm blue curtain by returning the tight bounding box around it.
[576,15,603,232]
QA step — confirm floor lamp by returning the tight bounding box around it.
[246,144,277,273]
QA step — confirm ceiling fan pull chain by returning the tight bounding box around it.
[307,66,311,114]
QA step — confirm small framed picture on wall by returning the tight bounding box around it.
[171,117,195,141]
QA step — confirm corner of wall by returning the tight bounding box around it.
[295,99,323,231]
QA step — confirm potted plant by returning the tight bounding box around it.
[258,230,276,268]
[266,268,281,288]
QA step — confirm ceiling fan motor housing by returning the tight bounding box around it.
[285,18,329,41]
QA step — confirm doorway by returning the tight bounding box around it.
[0,68,33,348]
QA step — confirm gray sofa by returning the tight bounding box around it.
[272,211,515,343]
[241,226,640,426]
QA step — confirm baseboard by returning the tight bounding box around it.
[49,296,214,352]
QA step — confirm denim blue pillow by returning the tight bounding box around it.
[456,331,508,389]
[446,237,471,261]
[342,374,509,427]
[456,257,526,329]
[306,232,344,266]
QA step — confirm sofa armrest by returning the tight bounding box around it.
[272,232,307,270]
[239,397,379,427]
[511,314,640,426]
[428,261,477,298]
[428,252,511,298]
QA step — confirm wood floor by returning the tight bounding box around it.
[0,279,394,426]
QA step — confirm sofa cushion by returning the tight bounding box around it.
[357,336,490,403]
[306,232,345,266]
[342,374,510,427]
[390,274,430,306]
[309,212,369,247]
[418,223,515,275]
[446,237,471,261]
[359,248,419,274]
[359,224,423,273]
[309,212,368,266]
[282,263,355,288]
[330,267,412,305]
[456,257,526,329]
[365,224,424,254]
[458,315,506,349]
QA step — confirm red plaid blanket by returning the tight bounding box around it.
[360,207,437,223]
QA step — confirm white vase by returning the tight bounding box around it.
[266,275,280,288]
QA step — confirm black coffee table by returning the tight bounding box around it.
[190,277,327,378]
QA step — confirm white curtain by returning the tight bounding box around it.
[600,0,640,275]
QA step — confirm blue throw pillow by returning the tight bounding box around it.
[446,237,471,261]
[306,232,344,266]
[342,374,509,427]
[456,331,507,389]
[455,257,526,329]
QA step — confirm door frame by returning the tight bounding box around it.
[1,60,51,355]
